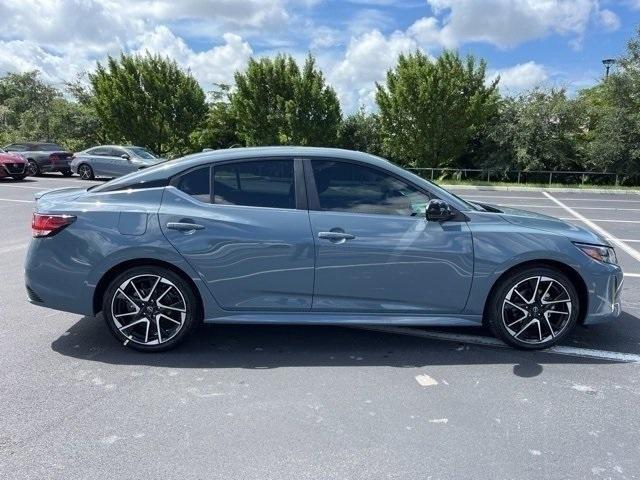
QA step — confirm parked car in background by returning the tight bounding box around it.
[3,142,74,177]
[70,145,164,180]
[0,148,28,180]
[25,147,622,352]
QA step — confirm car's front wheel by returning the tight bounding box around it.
[78,163,94,180]
[60,168,73,177]
[102,266,200,352]
[486,266,579,350]
[27,160,40,176]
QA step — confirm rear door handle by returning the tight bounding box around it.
[166,222,205,232]
[318,231,356,241]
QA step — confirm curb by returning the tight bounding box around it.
[440,184,640,195]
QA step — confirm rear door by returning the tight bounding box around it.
[159,158,315,311]
[305,158,474,314]
[85,147,111,176]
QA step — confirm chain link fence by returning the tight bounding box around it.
[406,168,640,187]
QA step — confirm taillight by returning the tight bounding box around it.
[32,213,76,238]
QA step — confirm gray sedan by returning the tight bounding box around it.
[70,145,164,180]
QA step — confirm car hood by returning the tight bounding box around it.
[485,203,610,246]
[0,152,26,164]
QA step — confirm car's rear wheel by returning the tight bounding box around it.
[60,168,73,177]
[78,163,94,180]
[102,266,200,352]
[486,266,579,350]
[27,160,40,176]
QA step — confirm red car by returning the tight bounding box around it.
[0,148,28,180]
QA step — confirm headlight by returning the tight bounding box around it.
[574,242,617,264]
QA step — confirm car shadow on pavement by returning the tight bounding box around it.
[50,312,640,378]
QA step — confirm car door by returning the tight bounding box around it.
[85,147,110,176]
[99,147,127,177]
[159,158,315,311]
[305,158,474,314]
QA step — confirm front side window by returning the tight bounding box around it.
[311,160,429,216]
[213,160,295,209]
[176,166,211,203]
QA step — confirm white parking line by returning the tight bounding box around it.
[544,192,640,264]
[560,217,640,224]
[350,325,640,363]
[463,195,640,204]
[0,184,49,190]
[0,198,34,203]
[497,204,640,212]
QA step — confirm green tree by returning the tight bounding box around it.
[231,54,341,146]
[376,50,499,168]
[191,84,242,151]
[90,53,207,156]
[579,27,640,178]
[338,108,383,155]
[489,89,583,171]
[0,71,59,143]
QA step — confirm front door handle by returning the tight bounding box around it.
[166,222,205,232]
[318,231,356,242]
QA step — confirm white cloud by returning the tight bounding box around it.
[136,27,253,88]
[490,61,549,93]
[424,0,618,48]
[121,0,289,29]
[327,30,419,111]
[597,9,621,32]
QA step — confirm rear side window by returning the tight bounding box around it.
[87,147,109,156]
[311,160,430,216]
[176,166,211,203]
[38,143,63,151]
[213,160,295,209]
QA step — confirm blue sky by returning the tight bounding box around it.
[0,0,638,111]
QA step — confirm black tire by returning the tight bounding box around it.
[78,163,94,180]
[11,174,27,181]
[60,169,73,177]
[27,160,40,176]
[102,266,201,352]
[486,266,579,350]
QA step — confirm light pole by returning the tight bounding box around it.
[602,58,615,79]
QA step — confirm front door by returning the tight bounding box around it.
[159,158,315,311]
[306,159,474,314]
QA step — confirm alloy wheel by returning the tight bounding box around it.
[501,275,572,345]
[27,160,38,176]
[78,164,93,180]
[110,274,187,346]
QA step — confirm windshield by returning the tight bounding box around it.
[128,147,158,160]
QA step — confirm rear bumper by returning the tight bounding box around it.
[40,160,71,172]
[582,266,624,325]
[24,237,94,316]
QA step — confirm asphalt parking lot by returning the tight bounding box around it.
[1,174,640,480]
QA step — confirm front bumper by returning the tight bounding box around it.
[583,265,624,325]
[1,162,27,177]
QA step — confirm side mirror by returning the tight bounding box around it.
[426,199,454,222]
[121,153,131,161]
